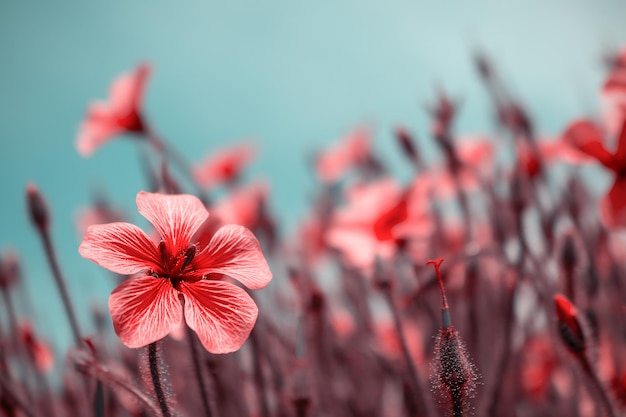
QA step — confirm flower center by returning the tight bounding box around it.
[155,242,198,287]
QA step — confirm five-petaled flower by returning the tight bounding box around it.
[76,63,151,157]
[79,191,272,353]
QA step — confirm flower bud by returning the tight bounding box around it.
[26,183,49,232]
[554,294,586,354]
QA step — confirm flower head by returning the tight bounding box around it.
[76,63,151,157]
[194,143,257,188]
[79,191,272,353]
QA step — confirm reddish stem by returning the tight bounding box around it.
[427,257,451,328]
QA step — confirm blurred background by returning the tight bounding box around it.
[1,0,625,363]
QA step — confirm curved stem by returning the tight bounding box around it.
[148,342,171,417]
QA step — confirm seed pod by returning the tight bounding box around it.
[427,258,478,417]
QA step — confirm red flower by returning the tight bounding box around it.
[79,191,272,353]
[76,63,151,157]
[563,118,626,226]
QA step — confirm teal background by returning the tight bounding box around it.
[1,0,625,364]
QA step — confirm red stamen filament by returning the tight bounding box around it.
[427,257,451,328]
[427,257,448,310]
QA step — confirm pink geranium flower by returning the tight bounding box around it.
[326,178,431,272]
[76,63,151,157]
[79,191,272,353]
[194,143,256,188]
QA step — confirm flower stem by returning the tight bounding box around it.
[0,372,38,417]
[40,230,82,346]
[451,390,464,417]
[148,342,171,417]
[580,356,618,417]
[382,286,425,417]
[145,129,210,204]
[70,349,162,416]
[187,326,213,417]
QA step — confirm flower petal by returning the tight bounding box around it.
[79,222,161,275]
[109,63,151,114]
[180,280,258,353]
[136,191,208,256]
[76,103,122,157]
[109,276,182,348]
[562,119,617,170]
[194,225,272,290]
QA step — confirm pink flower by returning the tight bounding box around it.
[76,63,151,157]
[194,143,256,188]
[326,179,431,272]
[315,125,371,183]
[79,191,272,353]
[211,180,269,229]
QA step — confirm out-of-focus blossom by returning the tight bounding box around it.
[194,143,256,188]
[316,125,371,183]
[563,118,626,227]
[79,191,272,353]
[326,178,430,273]
[76,63,151,157]
[19,321,54,373]
[211,180,268,229]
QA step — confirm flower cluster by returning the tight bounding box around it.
[4,46,626,417]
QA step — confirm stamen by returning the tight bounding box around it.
[180,245,197,272]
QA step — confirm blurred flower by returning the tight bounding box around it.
[316,125,371,183]
[79,191,272,353]
[326,178,430,272]
[76,63,151,157]
[211,180,268,229]
[194,142,256,188]
[562,118,626,227]
[19,320,54,374]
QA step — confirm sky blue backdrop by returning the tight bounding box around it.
[1,0,625,363]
